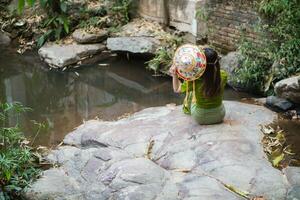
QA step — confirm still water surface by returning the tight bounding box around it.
[0,47,251,147]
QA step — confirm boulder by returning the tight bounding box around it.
[0,31,11,46]
[107,37,160,54]
[72,29,108,44]
[26,101,291,200]
[275,75,300,104]
[38,43,105,68]
[266,95,293,111]
[220,51,244,89]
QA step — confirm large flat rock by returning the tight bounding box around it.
[25,101,295,200]
[38,43,105,68]
[107,37,160,54]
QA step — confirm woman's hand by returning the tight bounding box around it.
[169,65,177,76]
[170,65,181,93]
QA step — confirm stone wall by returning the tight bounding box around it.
[203,0,260,53]
[137,0,260,53]
[138,0,200,36]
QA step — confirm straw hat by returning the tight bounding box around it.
[173,44,207,81]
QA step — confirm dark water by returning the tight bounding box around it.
[0,47,251,147]
[277,117,300,164]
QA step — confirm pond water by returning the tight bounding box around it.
[0,47,251,147]
[277,117,300,166]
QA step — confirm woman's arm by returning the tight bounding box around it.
[169,65,181,93]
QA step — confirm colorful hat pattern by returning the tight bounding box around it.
[173,44,207,81]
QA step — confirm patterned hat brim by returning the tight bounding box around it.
[173,44,207,81]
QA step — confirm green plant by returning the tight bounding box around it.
[77,0,133,34]
[0,102,42,199]
[108,0,133,25]
[235,0,300,94]
[17,0,70,47]
[147,35,183,73]
[78,16,106,30]
[37,14,70,47]
[196,7,208,21]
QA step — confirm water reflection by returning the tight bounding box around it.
[0,47,251,147]
[0,47,182,146]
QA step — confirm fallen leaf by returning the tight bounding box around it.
[272,153,284,167]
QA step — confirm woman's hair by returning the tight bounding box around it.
[202,48,221,98]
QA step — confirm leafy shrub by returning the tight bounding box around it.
[0,102,42,199]
[17,0,70,47]
[147,35,183,73]
[109,0,133,25]
[235,0,300,94]
[78,0,134,32]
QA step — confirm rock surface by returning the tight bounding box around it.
[107,37,160,54]
[266,95,293,111]
[72,29,108,44]
[275,76,300,104]
[25,101,295,200]
[0,31,11,46]
[38,43,105,68]
[220,51,244,90]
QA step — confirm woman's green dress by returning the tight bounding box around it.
[181,70,228,125]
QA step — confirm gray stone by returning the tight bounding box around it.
[0,31,11,46]
[38,43,105,68]
[220,51,241,76]
[24,168,83,200]
[287,186,300,200]
[275,76,300,104]
[220,51,243,89]
[27,101,292,200]
[266,95,293,111]
[284,167,300,186]
[107,37,160,54]
[72,29,108,44]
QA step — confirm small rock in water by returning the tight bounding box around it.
[266,96,293,111]
[98,63,109,67]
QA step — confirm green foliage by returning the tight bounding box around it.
[37,14,70,47]
[77,0,133,33]
[109,0,133,25]
[0,102,41,199]
[17,0,70,47]
[78,16,105,30]
[196,7,208,21]
[147,35,183,73]
[235,0,300,94]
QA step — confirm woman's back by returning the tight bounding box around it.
[181,70,228,114]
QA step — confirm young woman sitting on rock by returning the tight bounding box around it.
[169,45,228,125]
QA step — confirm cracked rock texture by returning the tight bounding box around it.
[25,101,298,200]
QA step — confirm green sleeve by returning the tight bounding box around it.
[181,81,187,93]
[220,70,228,87]
[181,81,192,93]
